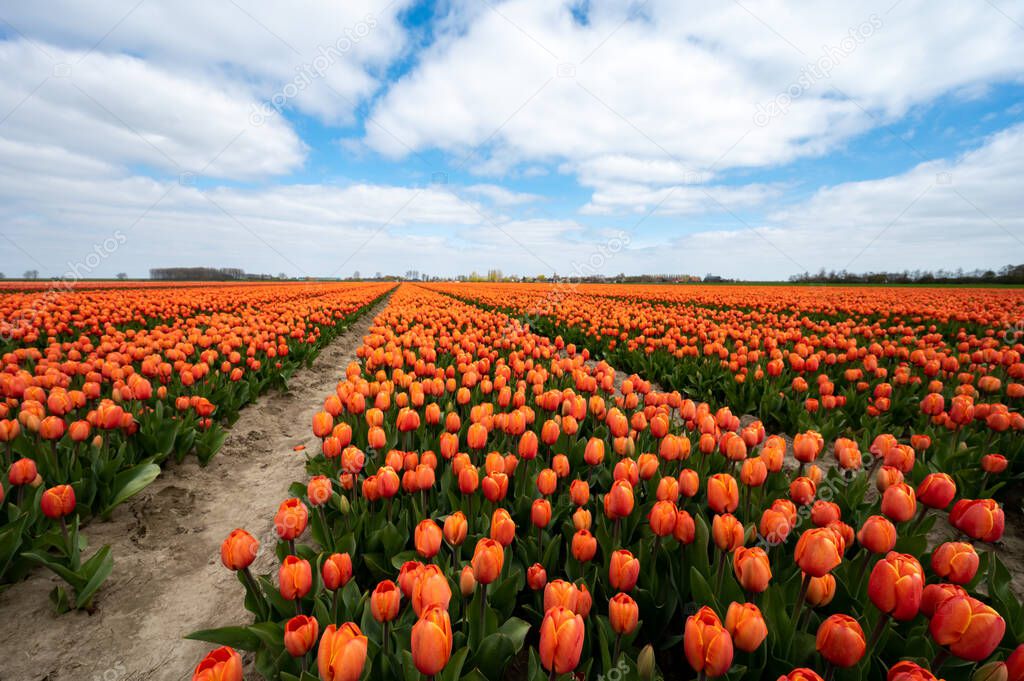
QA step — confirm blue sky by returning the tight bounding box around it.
[1,0,1023,280]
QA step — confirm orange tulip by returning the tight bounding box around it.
[322,552,352,591]
[274,497,309,541]
[857,515,896,554]
[776,670,824,681]
[886,661,939,681]
[397,561,423,598]
[794,528,842,577]
[569,479,590,506]
[192,646,243,681]
[460,565,476,597]
[220,529,258,571]
[609,592,639,635]
[415,519,443,559]
[412,606,454,676]
[815,614,865,667]
[481,471,508,502]
[879,482,916,523]
[712,513,744,552]
[443,511,468,547]
[371,580,402,622]
[573,507,592,531]
[603,479,635,519]
[930,594,1005,661]
[733,546,772,593]
[649,500,677,537]
[921,582,967,617]
[707,473,739,513]
[536,468,558,496]
[674,509,696,545]
[40,484,75,519]
[868,551,923,621]
[949,498,1004,542]
[471,537,504,584]
[609,549,640,591]
[317,622,368,681]
[284,615,319,657]
[532,499,552,529]
[789,477,817,506]
[8,457,37,486]
[412,564,452,616]
[725,601,767,653]
[544,579,580,613]
[527,563,547,591]
[279,555,312,601]
[917,473,954,509]
[684,606,734,677]
[930,541,979,584]
[804,573,836,607]
[490,508,516,546]
[539,606,585,675]
[571,529,597,562]
[678,469,700,498]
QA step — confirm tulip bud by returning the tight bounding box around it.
[220,529,258,571]
[931,595,1006,661]
[637,644,656,681]
[284,615,319,657]
[459,565,476,597]
[973,661,1008,681]
[571,529,597,563]
[868,552,923,621]
[815,614,865,667]
[317,622,368,681]
[527,563,547,591]
[725,601,767,653]
[931,541,979,585]
[539,607,585,675]
[415,519,443,559]
[471,538,504,585]
[609,592,639,635]
[684,606,733,678]
[794,528,842,578]
[40,484,76,519]
[733,546,772,593]
[609,549,640,591]
[192,646,243,681]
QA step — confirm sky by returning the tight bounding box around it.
[0,0,1022,281]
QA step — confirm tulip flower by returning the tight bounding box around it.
[776,670,824,681]
[274,497,309,546]
[887,661,940,681]
[40,484,75,519]
[459,565,476,597]
[869,552,924,622]
[857,515,897,554]
[279,555,312,607]
[931,594,1006,663]
[539,606,585,675]
[398,561,424,598]
[443,511,468,548]
[609,549,640,592]
[604,479,635,522]
[412,604,454,676]
[544,580,580,613]
[711,513,744,553]
[192,646,243,681]
[415,519,443,559]
[674,509,696,545]
[804,574,836,607]
[649,500,677,538]
[220,529,258,572]
[412,564,452,616]
[609,592,639,637]
[684,606,734,678]
[725,601,767,653]
[317,622,368,681]
[931,542,979,584]
[950,498,1005,542]
[707,473,739,513]
[733,546,772,593]
[284,615,319,658]
[571,529,597,563]
[1006,643,1024,681]
[527,563,547,591]
[795,528,842,578]
[921,583,967,618]
[881,482,917,523]
[815,614,866,668]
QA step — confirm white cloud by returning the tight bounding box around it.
[364,0,1024,200]
[464,184,542,205]
[0,40,305,179]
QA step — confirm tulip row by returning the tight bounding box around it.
[0,282,392,610]
[193,283,1022,681]
[431,282,1024,465]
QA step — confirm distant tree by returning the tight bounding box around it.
[23,269,39,280]
[353,270,360,280]
[116,272,127,280]
[0,272,5,279]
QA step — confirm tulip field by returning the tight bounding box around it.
[2,281,1023,681]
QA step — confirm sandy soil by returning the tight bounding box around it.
[0,298,386,681]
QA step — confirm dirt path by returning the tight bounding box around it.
[0,297,387,681]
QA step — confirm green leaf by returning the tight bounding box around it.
[102,463,161,515]
[74,545,114,609]
[440,646,470,681]
[185,625,263,651]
